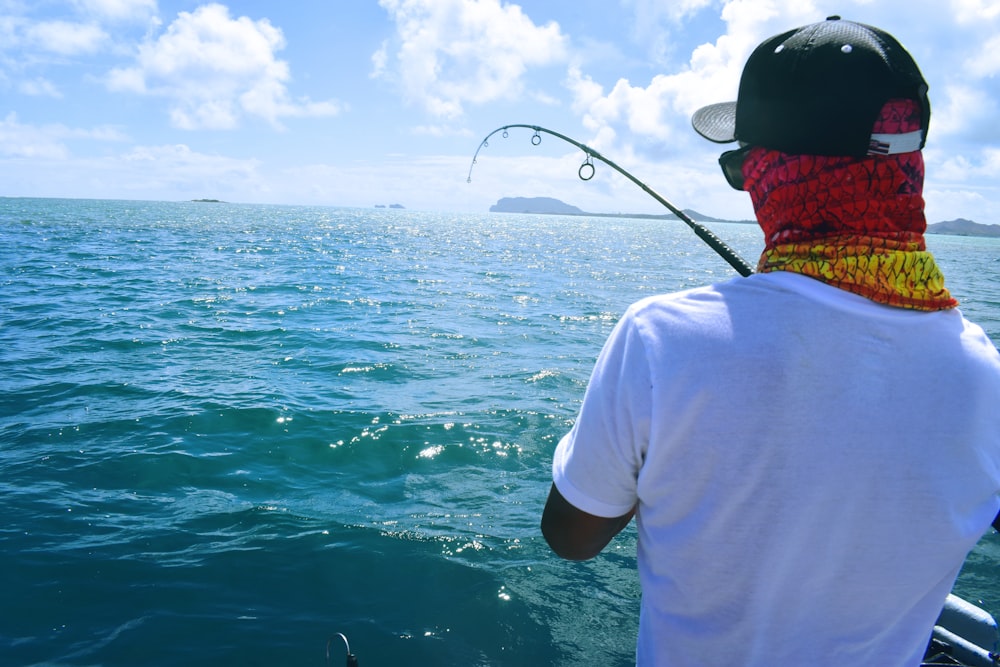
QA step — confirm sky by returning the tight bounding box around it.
[2,0,999,223]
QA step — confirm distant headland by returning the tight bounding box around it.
[489,196,755,225]
[924,218,1000,238]
[489,196,1000,237]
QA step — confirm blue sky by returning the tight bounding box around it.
[2,0,999,223]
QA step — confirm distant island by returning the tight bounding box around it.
[375,204,405,209]
[490,196,585,215]
[490,196,753,224]
[192,198,224,203]
[490,197,1000,237]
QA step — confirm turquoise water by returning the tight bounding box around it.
[2,197,999,666]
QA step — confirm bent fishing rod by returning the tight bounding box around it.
[467,124,755,278]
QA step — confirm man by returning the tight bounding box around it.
[541,16,1000,666]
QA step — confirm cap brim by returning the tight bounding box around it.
[692,102,738,143]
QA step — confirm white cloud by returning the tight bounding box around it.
[950,0,1000,24]
[412,124,475,138]
[932,146,1000,185]
[0,111,126,160]
[932,83,1000,147]
[0,15,23,51]
[120,143,261,188]
[375,0,570,119]
[18,76,62,97]
[574,74,670,143]
[370,40,389,79]
[0,139,266,201]
[622,0,715,65]
[104,3,341,129]
[964,32,1000,78]
[72,0,158,23]
[0,111,70,159]
[26,19,108,55]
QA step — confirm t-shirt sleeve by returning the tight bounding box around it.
[552,307,652,518]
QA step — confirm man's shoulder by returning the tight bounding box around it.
[626,275,771,316]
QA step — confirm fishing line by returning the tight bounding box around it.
[467,124,755,277]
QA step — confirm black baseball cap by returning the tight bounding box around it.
[691,16,930,157]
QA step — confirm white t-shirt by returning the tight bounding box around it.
[552,271,1000,666]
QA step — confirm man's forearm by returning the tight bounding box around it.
[541,484,635,560]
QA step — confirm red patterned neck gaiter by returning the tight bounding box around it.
[744,99,956,311]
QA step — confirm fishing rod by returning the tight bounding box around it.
[467,124,755,278]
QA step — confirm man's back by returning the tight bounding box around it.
[553,271,1000,665]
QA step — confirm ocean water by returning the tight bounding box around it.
[2,197,999,667]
